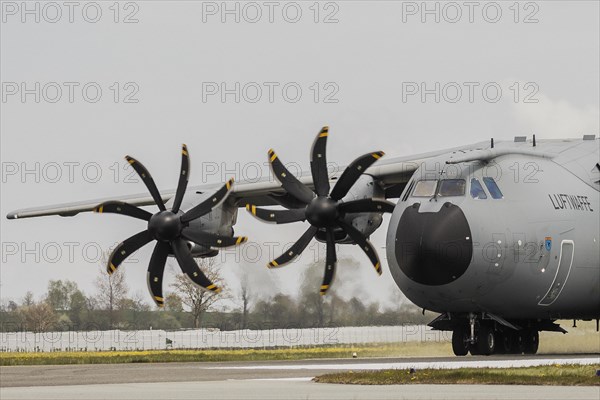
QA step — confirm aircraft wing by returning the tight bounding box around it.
[6,141,487,220]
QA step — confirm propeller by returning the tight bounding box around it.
[94,145,247,307]
[246,127,395,295]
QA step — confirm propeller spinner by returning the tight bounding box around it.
[246,127,395,295]
[94,145,247,307]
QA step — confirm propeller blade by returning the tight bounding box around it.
[125,155,167,211]
[268,149,315,204]
[171,144,190,214]
[320,228,337,295]
[171,238,221,293]
[181,178,234,223]
[329,151,385,201]
[336,219,382,275]
[246,204,306,224]
[181,228,248,249]
[94,201,152,221]
[310,127,331,197]
[147,242,170,307]
[338,199,396,214]
[268,226,318,268]
[107,230,154,275]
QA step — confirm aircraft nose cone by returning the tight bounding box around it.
[395,202,473,286]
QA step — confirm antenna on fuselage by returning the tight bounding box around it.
[490,138,494,149]
[533,134,536,147]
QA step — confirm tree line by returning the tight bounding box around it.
[0,258,431,333]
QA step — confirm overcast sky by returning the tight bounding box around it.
[1,1,598,307]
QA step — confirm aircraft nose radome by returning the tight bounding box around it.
[395,202,473,286]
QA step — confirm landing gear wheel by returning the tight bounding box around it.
[452,328,470,356]
[497,330,515,354]
[522,330,539,355]
[476,325,496,356]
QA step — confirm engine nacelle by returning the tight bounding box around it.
[170,189,238,257]
[315,174,385,243]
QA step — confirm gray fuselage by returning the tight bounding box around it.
[386,142,600,320]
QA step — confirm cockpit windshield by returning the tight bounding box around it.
[437,179,466,197]
[412,180,437,197]
[411,179,467,197]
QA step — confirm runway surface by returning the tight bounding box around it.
[1,354,599,400]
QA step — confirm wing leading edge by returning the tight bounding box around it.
[6,141,488,220]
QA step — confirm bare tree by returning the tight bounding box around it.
[170,257,229,329]
[239,273,253,329]
[18,302,58,332]
[94,253,129,328]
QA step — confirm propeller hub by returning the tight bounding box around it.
[306,197,339,228]
[148,211,182,242]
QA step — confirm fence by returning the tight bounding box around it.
[0,325,451,352]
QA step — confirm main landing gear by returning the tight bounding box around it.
[450,314,540,356]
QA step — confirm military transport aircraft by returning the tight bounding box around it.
[6,127,600,357]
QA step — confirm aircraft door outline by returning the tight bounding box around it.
[538,240,575,306]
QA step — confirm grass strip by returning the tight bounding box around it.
[0,342,452,366]
[314,364,600,386]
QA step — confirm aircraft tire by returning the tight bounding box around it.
[497,330,516,354]
[476,325,496,356]
[452,328,469,356]
[522,330,539,355]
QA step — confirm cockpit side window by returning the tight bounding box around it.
[470,178,487,199]
[483,177,503,199]
[437,179,466,197]
[412,180,437,197]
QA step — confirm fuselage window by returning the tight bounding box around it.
[437,179,466,197]
[470,178,487,199]
[412,180,437,197]
[483,177,503,199]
